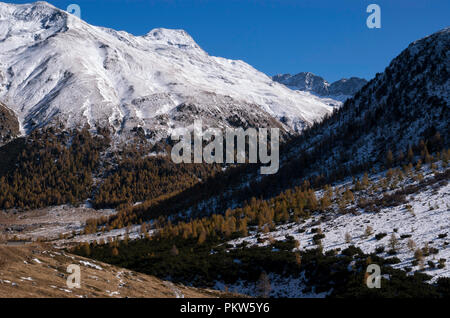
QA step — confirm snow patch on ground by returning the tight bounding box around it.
[213,272,331,298]
[229,167,450,282]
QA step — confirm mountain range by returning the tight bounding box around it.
[272,72,368,101]
[137,25,450,229]
[0,1,343,141]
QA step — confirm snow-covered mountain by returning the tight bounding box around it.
[272,72,330,95]
[273,72,367,101]
[0,1,335,139]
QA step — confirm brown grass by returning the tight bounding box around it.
[0,243,238,298]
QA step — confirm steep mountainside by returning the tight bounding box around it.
[0,102,19,146]
[328,77,368,96]
[281,27,449,180]
[122,27,449,223]
[0,1,334,139]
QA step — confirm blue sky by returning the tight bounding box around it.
[6,0,450,82]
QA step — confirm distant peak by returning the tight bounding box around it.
[32,1,56,7]
[273,71,368,97]
[0,1,59,11]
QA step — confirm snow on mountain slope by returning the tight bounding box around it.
[228,163,450,283]
[0,1,333,138]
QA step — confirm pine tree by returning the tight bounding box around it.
[388,234,399,253]
[111,247,119,257]
[397,150,404,163]
[295,252,302,268]
[407,239,416,251]
[82,242,91,256]
[238,218,248,236]
[257,271,271,298]
[343,188,354,203]
[415,159,422,171]
[320,190,332,211]
[407,146,414,163]
[362,172,370,189]
[386,150,394,167]
[170,245,179,256]
[198,230,207,245]
[414,248,424,269]
[364,226,374,238]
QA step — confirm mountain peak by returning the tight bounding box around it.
[144,28,200,49]
[0,1,63,17]
[0,0,70,41]
[273,72,329,96]
[273,72,367,99]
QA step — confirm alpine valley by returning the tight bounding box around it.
[0,1,449,298]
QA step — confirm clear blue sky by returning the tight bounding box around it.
[6,0,450,82]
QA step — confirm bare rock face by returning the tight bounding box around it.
[0,102,20,146]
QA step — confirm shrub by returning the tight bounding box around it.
[429,247,439,255]
[375,233,387,240]
[342,245,363,257]
[387,249,397,255]
[385,257,401,264]
[257,237,267,243]
[313,233,326,241]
